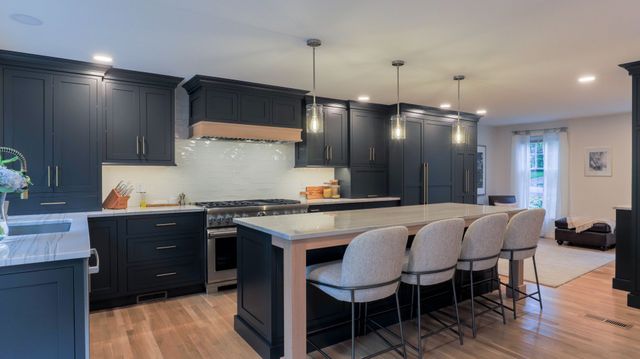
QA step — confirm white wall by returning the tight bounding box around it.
[478,112,631,221]
[102,88,334,204]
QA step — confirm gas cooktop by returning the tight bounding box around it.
[194,199,301,209]
[195,199,308,228]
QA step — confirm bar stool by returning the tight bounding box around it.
[499,208,546,319]
[306,226,409,359]
[401,218,466,359]
[457,213,509,338]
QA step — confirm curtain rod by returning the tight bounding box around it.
[512,127,567,135]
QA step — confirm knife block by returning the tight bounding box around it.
[102,189,130,209]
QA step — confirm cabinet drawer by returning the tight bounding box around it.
[127,234,201,264]
[7,193,99,215]
[127,259,203,292]
[125,213,203,236]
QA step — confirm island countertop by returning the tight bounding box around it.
[1,212,91,267]
[234,202,524,240]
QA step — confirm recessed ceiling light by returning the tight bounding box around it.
[440,103,451,109]
[9,13,43,26]
[357,95,370,102]
[93,54,113,63]
[578,75,596,83]
[476,109,487,115]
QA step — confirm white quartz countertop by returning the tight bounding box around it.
[235,202,524,240]
[86,205,204,218]
[307,197,401,206]
[1,212,92,267]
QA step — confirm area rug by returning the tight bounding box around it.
[497,238,615,288]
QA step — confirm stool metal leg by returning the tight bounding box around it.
[395,289,408,359]
[495,266,507,325]
[469,263,477,338]
[351,290,356,359]
[416,276,423,359]
[533,255,543,310]
[450,278,464,345]
[510,259,517,319]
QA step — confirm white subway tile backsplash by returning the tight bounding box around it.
[102,139,334,204]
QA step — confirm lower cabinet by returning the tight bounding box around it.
[88,212,206,310]
[0,259,88,359]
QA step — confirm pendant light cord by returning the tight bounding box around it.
[457,78,461,123]
[396,66,400,116]
[312,47,317,106]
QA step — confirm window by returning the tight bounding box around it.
[528,136,544,208]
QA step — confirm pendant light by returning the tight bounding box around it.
[390,60,406,140]
[306,39,323,134]
[452,75,466,144]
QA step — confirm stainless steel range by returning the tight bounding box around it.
[194,199,308,292]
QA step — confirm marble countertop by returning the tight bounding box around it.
[613,205,631,210]
[1,212,91,267]
[86,205,204,218]
[306,197,401,206]
[235,202,524,240]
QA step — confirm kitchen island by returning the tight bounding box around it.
[234,203,524,359]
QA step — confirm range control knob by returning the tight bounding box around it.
[257,211,267,216]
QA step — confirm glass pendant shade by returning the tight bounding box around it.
[453,121,465,144]
[306,103,324,133]
[390,114,406,140]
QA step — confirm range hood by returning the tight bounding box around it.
[189,121,302,142]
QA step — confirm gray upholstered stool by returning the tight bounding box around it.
[499,208,546,319]
[306,226,409,359]
[401,218,466,359]
[457,213,509,338]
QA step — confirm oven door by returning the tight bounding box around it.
[207,227,238,286]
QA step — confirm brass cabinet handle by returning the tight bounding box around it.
[55,166,59,187]
[329,146,333,161]
[423,163,429,204]
[142,136,146,156]
[372,147,376,162]
[47,166,51,188]
[136,136,140,155]
[369,147,372,161]
[156,245,177,250]
[155,222,177,227]
[156,272,177,277]
[40,201,67,206]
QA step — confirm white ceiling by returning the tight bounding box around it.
[1,0,639,126]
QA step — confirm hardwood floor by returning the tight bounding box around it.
[90,263,640,358]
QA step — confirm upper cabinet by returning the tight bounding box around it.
[0,50,110,214]
[104,69,182,165]
[182,76,306,129]
[348,102,388,167]
[295,97,349,167]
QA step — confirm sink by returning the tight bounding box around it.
[8,221,72,236]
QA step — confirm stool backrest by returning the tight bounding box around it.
[341,226,408,288]
[460,213,509,271]
[406,218,465,285]
[503,208,546,251]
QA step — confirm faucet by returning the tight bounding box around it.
[0,147,28,199]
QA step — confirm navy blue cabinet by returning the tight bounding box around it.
[296,98,349,167]
[183,76,306,129]
[0,259,88,359]
[453,120,478,204]
[2,64,103,215]
[349,103,388,167]
[89,212,205,310]
[104,69,182,165]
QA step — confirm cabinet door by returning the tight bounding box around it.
[350,109,376,167]
[89,219,119,299]
[324,107,348,167]
[423,121,452,204]
[351,167,388,198]
[402,119,423,205]
[2,69,53,194]
[453,151,476,203]
[0,266,75,358]
[464,152,477,203]
[205,89,238,123]
[140,87,173,163]
[105,82,140,161]
[371,111,388,167]
[272,96,302,128]
[240,92,271,125]
[53,75,99,193]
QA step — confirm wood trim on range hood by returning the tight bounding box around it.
[189,121,302,142]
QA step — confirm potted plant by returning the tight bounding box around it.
[0,148,31,238]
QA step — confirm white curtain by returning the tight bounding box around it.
[511,134,530,209]
[542,131,569,237]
